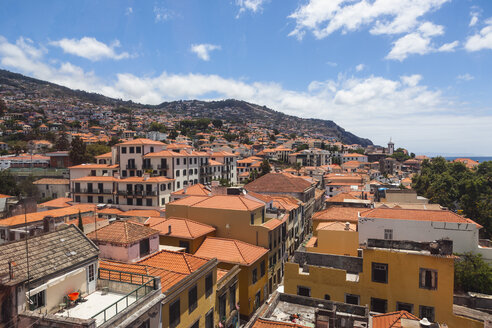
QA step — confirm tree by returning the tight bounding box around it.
[269,134,276,141]
[273,128,279,135]
[69,136,88,165]
[0,98,7,117]
[259,160,271,176]
[455,253,492,294]
[332,156,341,165]
[55,133,70,151]
[390,147,411,162]
[348,148,365,155]
[149,122,167,133]
[0,170,21,196]
[289,133,296,139]
[168,130,178,140]
[296,144,309,152]
[209,136,216,142]
[293,162,302,175]
[212,119,223,129]
[77,210,84,232]
[108,136,121,147]
[86,143,111,162]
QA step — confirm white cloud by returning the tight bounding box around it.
[236,0,266,17]
[288,0,449,40]
[190,44,221,61]
[1,35,492,154]
[457,73,474,81]
[469,15,478,27]
[386,22,457,61]
[126,7,133,16]
[50,37,130,61]
[153,6,175,22]
[469,8,480,27]
[465,18,492,52]
[355,64,364,72]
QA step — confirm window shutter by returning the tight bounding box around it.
[420,270,425,286]
[431,271,437,289]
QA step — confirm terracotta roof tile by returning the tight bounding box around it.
[38,197,73,208]
[117,138,165,146]
[317,221,356,231]
[312,207,362,223]
[33,178,69,185]
[195,237,268,266]
[371,311,420,328]
[361,208,479,226]
[147,217,215,239]
[120,209,162,217]
[0,204,95,227]
[138,250,209,274]
[169,195,264,211]
[245,173,314,193]
[171,183,211,196]
[87,221,159,245]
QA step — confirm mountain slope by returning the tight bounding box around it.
[0,69,372,146]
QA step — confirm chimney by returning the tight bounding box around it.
[168,225,172,235]
[344,222,350,231]
[43,216,55,233]
[8,261,15,280]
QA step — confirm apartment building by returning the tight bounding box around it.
[284,239,484,328]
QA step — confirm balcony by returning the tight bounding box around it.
[75,189,113,194]
[157,164,169,170]
[126,164,137,170]
[118,190,157,197]
[48,268,161,327]
[142,164,153,170]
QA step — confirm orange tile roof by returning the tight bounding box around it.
[326,192,360,203]
[305,236,317,248]
[117,138,165,146]
[217,268,229,282]
[0,204,95,227]
[317,221,356,231]
[33,178,69,185]
[97,208,124,215]
[99,260,187,292]
[38,197,73,208]
[147,217,215,239]
[252,318,310,328]
[95,152,112,159]
[120,209,162,217]
[69,164,117,169]
[171,183,211,196]
[72,176,117,182]
[138,250,209,274]
[312,207,362,223]
[195,237,268,266]
[371,311,420,328]
[143,150,185,158]
[245,173,314,193]
[247,191,273,203]
[361,208,480,226]
[262,217,284,230]
[0,194,14,199]
[169,195,264,211]
[87,221,159,245]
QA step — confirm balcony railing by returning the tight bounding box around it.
[157,164,169,170]
[142,164,153,170]
[75,189,113,194]
[118,190,157,196]
[126,164,137,170]
[92,268,157,326]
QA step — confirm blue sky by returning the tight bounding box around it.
[1,0,492,155]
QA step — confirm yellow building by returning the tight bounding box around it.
[99,249,240,328]
[306,221,358,257]
[284,239,483,328]
[195,236,269,319]
[145,216,216,254]
[166,195,286,294]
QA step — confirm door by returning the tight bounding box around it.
[87,263,96,293]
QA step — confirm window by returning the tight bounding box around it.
[136,146,141,153]
[419,305,435,322]
[182,169,186,175]
[252,268,258,284]
[137,319,150,328]
[88,196,93,203]
[88,264,95,282]
[191,320,199,328]
[397,302,413,313]
[98,196,103,203]
[130,147,135,153]
[177,182,180,189]
[176,170,180,177]
[127,198,133,205]
[205,309,214,328]
[205,273,213,297]
[372,262,388,283]
[176,158,180,165]
[179,240,190,253]
[169,299,180,328]
[184,158,187,165]
[260,260,265,277]
[345,294,360,305]
[136,198,143,206]
[250,213,254,225]
[219,292,226,319]
[419,268,437,290]
[146,199,152,206]
[229,283,237,310]
[188,285,198,313]
[384,229,393,240]
[30,290,46,310]
[75,195,81,202]
[139,238,150,256]
[324,294,330,300]
[371,298,387,313]
[122,147,127,154]
[161,198,165,206]
[297,286,310,297]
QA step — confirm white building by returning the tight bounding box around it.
[358,208,492,261]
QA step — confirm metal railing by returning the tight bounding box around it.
[157,164,169,170]
[76,189,113,194]
[92,268,157,326]
[118,190,156,196]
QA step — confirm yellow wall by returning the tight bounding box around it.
[284,249,483,328]
[214,273,240,325]
[159,232,215,254]
[161,267,217,328]
[307,229,358,256]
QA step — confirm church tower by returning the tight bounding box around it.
[388,138,394,155]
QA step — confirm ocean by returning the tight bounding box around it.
[444,157,492,163]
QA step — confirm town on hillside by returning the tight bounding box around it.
[0,92,491,328]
